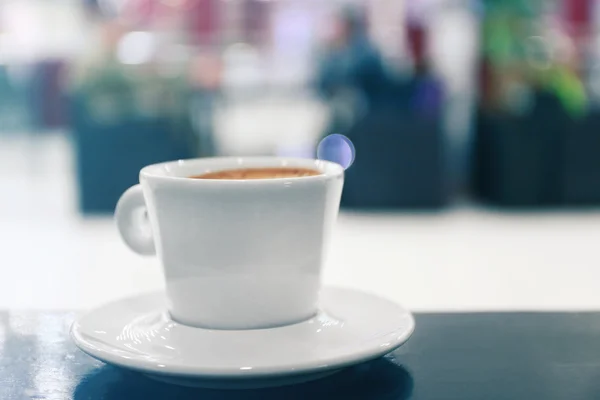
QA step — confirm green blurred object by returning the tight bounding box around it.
[481,0,586,116]
[484,0,550,17]
[547,67,587,118]
[74,60,191,126]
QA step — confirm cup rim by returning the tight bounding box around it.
[140,156,344,183]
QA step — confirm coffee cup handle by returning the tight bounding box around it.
[115,185,156,256]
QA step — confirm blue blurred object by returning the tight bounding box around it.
[411,75,444,117]
[316,6,392,137]
[317,134,355,169]
[0,65,35,133]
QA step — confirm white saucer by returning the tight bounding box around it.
[71,287,415,389]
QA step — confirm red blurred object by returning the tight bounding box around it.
[189,0,220,46]
[563,0,591,39]
[478,58,494,108]
[407,23,427,70]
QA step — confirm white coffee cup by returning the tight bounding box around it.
[115,157,344,330]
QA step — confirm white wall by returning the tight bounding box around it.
[0,0,88,63]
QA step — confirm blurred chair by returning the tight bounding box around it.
[472,91,567,207]
[70,93,197,214]
[562,111,600,205]
[342,104,448,209]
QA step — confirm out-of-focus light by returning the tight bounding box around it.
[222,42,263,90]
[117,31,156,65]
[225,42,253,54]
[525,36,553,70]
[317,134,355,170]
[551,30,576,65]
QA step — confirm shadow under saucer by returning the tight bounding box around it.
[73,356,413,400]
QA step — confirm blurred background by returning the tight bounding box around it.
[2,0,600,312]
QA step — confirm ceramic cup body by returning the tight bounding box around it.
[115,157,344,330]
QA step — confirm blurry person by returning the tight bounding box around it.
[316,6,390,136]
[405,0,444,117]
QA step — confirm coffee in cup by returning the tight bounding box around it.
[115,157,344,330]
[191,167,321,180]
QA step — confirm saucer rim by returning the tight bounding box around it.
[71,287,415,378]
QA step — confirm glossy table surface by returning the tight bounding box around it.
[2,312,600,400]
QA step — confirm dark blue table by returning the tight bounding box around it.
[2,312,599,399]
